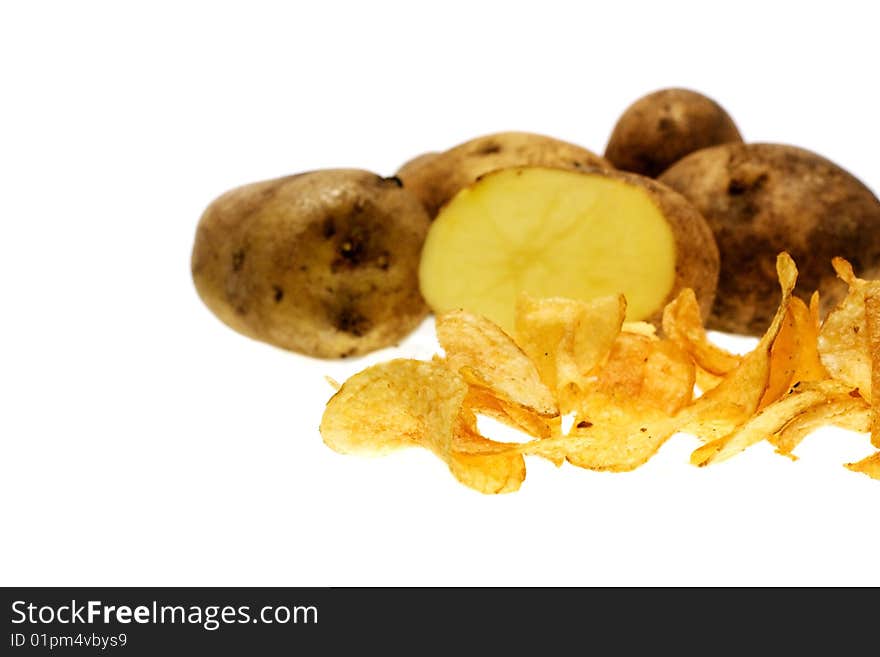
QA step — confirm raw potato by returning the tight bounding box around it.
[191,169,431,358]
[418,166,719,334]
[658,143,880,335]
[396,131,612,218]
[605,88,743,177]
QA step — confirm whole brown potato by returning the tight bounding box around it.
[191,169,431,358]
[605,88,743,178]
[658,142,880,335]
[396,131,612,218]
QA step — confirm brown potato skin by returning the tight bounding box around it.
[605,88,743,178]
[191,169,431,358]
[397,131,612,218]
[394,151,440,180]
[658,143,880,335]
[606,170,721,326]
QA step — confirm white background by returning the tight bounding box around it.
[2,1,878,586]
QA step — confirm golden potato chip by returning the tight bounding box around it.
[662,287,741,377]
[436,309,557,416]
[770,393,870,457]
[694,368,726,395]
[462,386,553,439]
[522,394,680,472]
[691,380,855,466]
[449,408,526,493]
[321,361,526,494]
[621,321,658,337]
[759,296,828,409]
[818,258,871,400]
[320,358,468,457]
[845,451,880,480]
[864,284,880,447]
[641,339,696,415]
[681,253,798,442]
[587,332,694,415]
[514,293,626,409]
[591,332,653,404]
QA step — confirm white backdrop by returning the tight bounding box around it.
[2,1,878,586]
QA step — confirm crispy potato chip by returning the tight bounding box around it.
[522,394,680,472]
[818,258,871,400]
[662,287,741,376]
[845,451,880,480]
[770,393,870,457]
[463,386,553,439]
[436,309,557,416]
[514,293,626,410]
[694,367,726,395]
[320,359,468,457]
[759,296,828,409]
[449,408,526,493]
[642,339,696,415]
[320,360,525,494]
[621,321,658,337]
[589,332,694,415]
[448,452,526,493]
[809,290,821,330]
[681,253,798,442]
[864,284,880,447]
[691,379,855,466]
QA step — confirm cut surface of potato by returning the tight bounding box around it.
[418,166,718,334]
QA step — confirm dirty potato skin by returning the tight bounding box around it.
[396,131,612,218]
[659,143,880,335]
[191,169,431,358]
[605,88,743,178]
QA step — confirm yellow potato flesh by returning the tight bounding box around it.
[418,167,677,334]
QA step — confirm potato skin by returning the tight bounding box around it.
[608,170,721,325]
[191,169,431,358]
[605,88,743,178]
[658,143,880,335]
[397,131,612,218]
[394,151,440,180]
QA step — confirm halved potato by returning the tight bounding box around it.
[418,166,719,334]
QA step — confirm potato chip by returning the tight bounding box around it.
[621,321,658,337]
[522,394,680,472]
[681,253,798,443]
[691,380,854,466]
[694,368,726,395]
[864,284,880,447]
[321,360,526,493]
[758,295,828,409]
[436,309,557,416]
[818,258,871,400]
[514,293,626,410]
[586,332,694,416]
[662,287,741,376]
[845,451,880,480]
[463,386,553,439]
[770,393,870,457]
[449,408,526,493]
[641,339,696,415]
[320,358,468,457]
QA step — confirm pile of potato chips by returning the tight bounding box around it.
[319,254,880,493]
